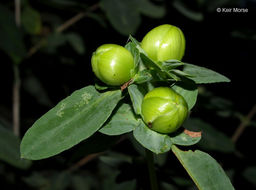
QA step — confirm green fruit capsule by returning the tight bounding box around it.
[91,44,134,86]
[141,87,188,134]
[141,24,185,62]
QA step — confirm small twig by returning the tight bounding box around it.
[67,135,127,172]
[27,3,100,57]
[27,39,46,58]
[56,3,100,33]
[67,152,102,172]
[231,104,256,143]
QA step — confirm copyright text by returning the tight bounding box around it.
[216,8,248,13]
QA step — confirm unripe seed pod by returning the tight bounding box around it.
[141,24,185,62]
[141,87,188,134]
[91,44,134,86]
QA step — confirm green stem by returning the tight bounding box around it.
[145,149,159,190]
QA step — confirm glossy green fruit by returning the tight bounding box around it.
[141,24,185,62]
[91,44,134,86]
[141,87,188,134]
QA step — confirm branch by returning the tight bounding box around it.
[67,152,102,172]
[231,104,256,143]
[67,135,127,172]
[27,3,100,57]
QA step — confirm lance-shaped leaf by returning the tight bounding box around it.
[20,86,121,160]
[0,124,31,169]
[169,129,201,146]
[172,145,235,190]
[172,80,198,110]
[128,84,147,116]
[183,63,230,84]
[133,70,153,84]
[99,103,139,135]
[133,120,173,154]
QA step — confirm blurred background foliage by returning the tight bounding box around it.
[0,0,256,189]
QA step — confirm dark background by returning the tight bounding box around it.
[0,0,256,189]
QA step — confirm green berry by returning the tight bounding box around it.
[141,87,188,134]
[91,44,134,86]
[141,24,186,62]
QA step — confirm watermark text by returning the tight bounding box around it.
[216,7,248,13]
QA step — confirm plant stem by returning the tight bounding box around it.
[14,0,21,26]
[13,64,20,136]
[145,149,159,190]
[13,0,21,136]
[231,104,256,143]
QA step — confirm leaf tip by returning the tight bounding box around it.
[184,129,202,138]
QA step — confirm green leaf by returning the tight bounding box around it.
[128,84,147,115]
[125,41,140,75]
[128,35,141,47]
[133,70,153,84]
[170,69,192,78]
[133,120,173,154]
[65,33,85,54]
[99,103,139,135]
[172,145,235,190]
[20,86,122,160]
[170,129,201,146]
[159,59,184,71]
[140,53,161,71]
[101,0,140,35]
[0,5,26,61]
[183,63,230,84]
[243,166,256,186]
[136,0,165,18]
[172,80,198,110]
[0,124,31,169]
[140,53,181,81]
[184,118,235,153]
[21,6,42,35]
